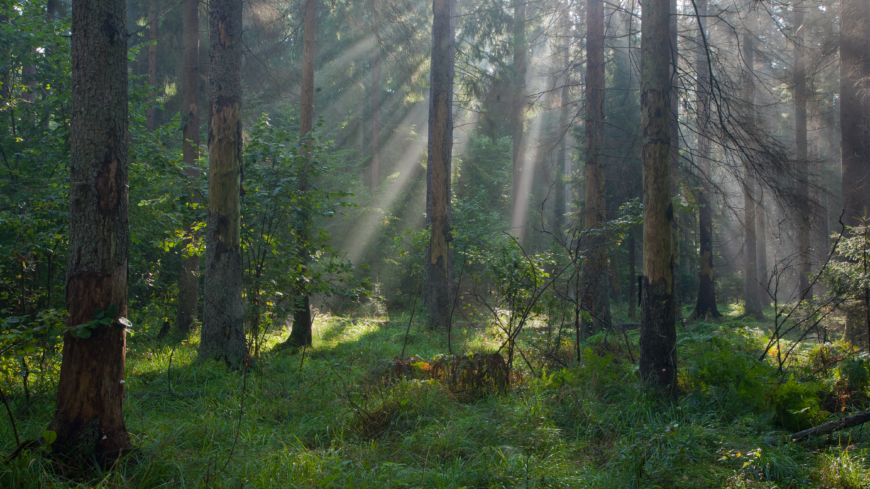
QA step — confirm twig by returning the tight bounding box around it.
[221,356,249,472]
[400,278,422,358]
[167,348,175,395]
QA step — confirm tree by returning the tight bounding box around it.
[176,0,200,335]
[794,6,811,298]
[742,7,763,319]
[199,0,246,366]
[840,0,870,229]
[581,0,610,336]
[46,0,132,460]
[639,0,676,398]
[669,0,681,313]
[423,0,454,330]
[509,0,527,241]
[285,0,317,347]
[146,0,158,131]
[692,0,720,319]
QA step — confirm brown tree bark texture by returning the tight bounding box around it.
[692,0,719,319]
[582,0,610,336]
[423,0,455,330]
[840,0,870,228]
[669,0,681,311]
[47,0,132,461]
[199,0,246,366]
[639,0,676,398]
[176,0,200,335]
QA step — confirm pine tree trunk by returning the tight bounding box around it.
[176,0,200,335]
[581,0,610,337]
[146,0,158,131]
[741,17,763,319]
[199,0,245,366]
[423,0,455,330]
[639,0,676,398]
[669,0,681,315]
[286,0,317,347]
[756,196,769,305]
[692,0,719,319]
[371,10,379,196]
[509,0,527,242]
[628,231,636,320]
[553,7,570,239]
[794,7,812,299]
[840,0,870,228]
[47,0,132,462]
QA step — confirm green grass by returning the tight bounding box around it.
[1,312,870,487]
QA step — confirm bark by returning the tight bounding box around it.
[840,0,870,229]
[628,231,636,320]
[371,4,379,196]
[509,0,527,241]
[581,0,610,337]
[176,0,200,335]
[639,0,676,399]
[199,0,246,366]
[742,16,763,319]
[669,0,681,313]
[794,8,811,298]
[286,0,317,347]
[692,0,719,319]
[782,411,870,443]
[47,0,132,462]
[423,0,455,329]
[757,196,769,306]
[146,0,158,131]
[553,7,570,238]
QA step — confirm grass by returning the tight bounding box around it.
[1,309,870,488]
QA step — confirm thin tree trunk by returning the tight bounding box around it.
[423,0,455,330]
[741,10,763,319]
[371,5,379,196]
[509,0,527,241]
[639,0,676,398]
[581,0,610,337]
[176,0,200,335]
[554,6,570,239]
[628,231,636,320]
[286,0,317,347]
[146,0,158,131]
[757,196,769,305]
[199,0,245,366]
[794,7,812,299]
[669,0,681,316]
[47,0,132,462]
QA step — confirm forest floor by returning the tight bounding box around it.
[2,305,870,488]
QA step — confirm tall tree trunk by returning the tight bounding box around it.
[286,0,317,347]
[146,0,158,131]
[47,0,132,462]
[794,7,812,299]
[840,0,870,228]
[176,0,200,335]
[669,0,681,316]
[423,0,455,330]
[692,0,719,319]
[741,9,763,319]
[554,6,570,239]
[581,0,610,336]
[371,3,379,196]
[639,0,676,398]
[199,0,245,366]
[628,230,636,320]
[509,0,527,241]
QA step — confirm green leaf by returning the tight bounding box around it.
[76,328,92,339]
[42,430,57,445]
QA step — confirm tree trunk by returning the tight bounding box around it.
[794,7,812,299]
[176,0,200,335]
[423,0,455,330]
[47,0,132,462]
[669,0,681,315]
[509,0,527,242]
[286,0,317,347]
[581,0,610,337]
[553,7,570,239]
[840,0,870,228]
[757,196,769,305]
[639,0,676,399]
[199,0,245,366]
[371,6,379,197]
[628,231,637,320]
[741,14,763,319]
[146,0,158,131]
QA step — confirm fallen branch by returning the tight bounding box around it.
[771,411,870,444]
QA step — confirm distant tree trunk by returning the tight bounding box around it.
[176,0,200,335]
[639,0,676,398]
[756,196,769,305]
[794,7,812,299]
[371,5,379,196]
[286,0,317,347]
[553,6,570,238]
[742,17,763,319]
[840,0,870,228]
[199,0,245,366]
[669,0,681,315]
[146,0,158,131]
[581,0,610,336]
[509,0,527,241]
[47,0,132,462]
[423,0,455,330]
[692,0,719,319]
[628,231,636,320]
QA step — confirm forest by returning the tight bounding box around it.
[1,0,870,486]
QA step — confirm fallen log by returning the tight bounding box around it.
[773,411,870,444]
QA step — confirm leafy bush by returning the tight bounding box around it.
[770,375,828,431]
